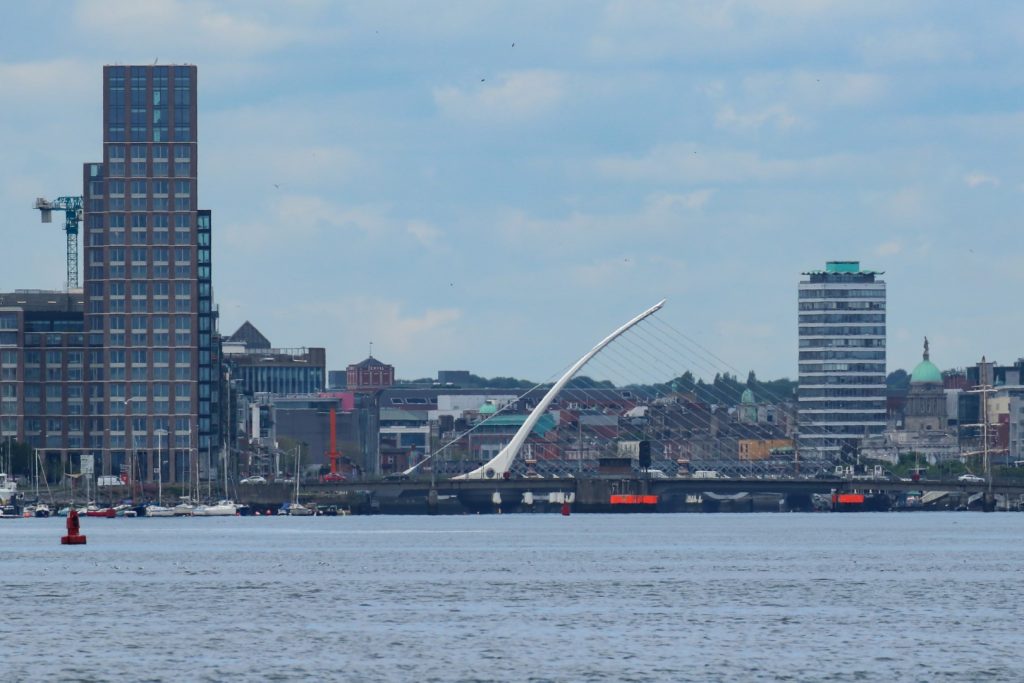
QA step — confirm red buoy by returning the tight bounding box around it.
[561,502,571,516]
[61,509,87,545]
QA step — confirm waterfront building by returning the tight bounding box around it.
[860,339,958,466]
[327,370,347,390]
[0,292,86,477]
[226,321,270,350]
[738,438,794,461]
[346,356,395,392]
[959,358,1024,463]
[797,261,887,461]
[222,322,325,396]
[81,64,218,483]
[226,346,326,396]
[904,338,946,432]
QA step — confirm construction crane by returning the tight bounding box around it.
[34,196,83,289]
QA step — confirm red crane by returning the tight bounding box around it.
[324,407,345,482]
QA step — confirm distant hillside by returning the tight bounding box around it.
[396,370,799,404]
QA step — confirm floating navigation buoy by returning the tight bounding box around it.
[561,502,571,516]
[61,509,87,545]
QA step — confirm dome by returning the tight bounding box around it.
[910,360,942,385]
[740,388,755,404]
[910,336,942,385]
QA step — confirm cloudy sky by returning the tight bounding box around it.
[1,1,1022,382]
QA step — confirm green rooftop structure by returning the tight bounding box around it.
[802,260,883,279]
[826,261,860,273]
[475,414,557,437]
[910,337,942,385]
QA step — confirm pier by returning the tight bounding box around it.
[228,475,1024,514]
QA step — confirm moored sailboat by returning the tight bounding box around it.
[193,500,237,516]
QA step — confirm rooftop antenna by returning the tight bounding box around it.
[369,341,373,358]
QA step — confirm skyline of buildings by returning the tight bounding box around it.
[1,64,1022,483]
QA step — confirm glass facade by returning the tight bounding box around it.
[0,295,87,478]
[234,364,325,396]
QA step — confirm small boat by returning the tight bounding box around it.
[287,502,315,516]
[193,500,237,517]
[86,507,117,518]
[145,504,176,517]
[33,503,52,518]
[173,498,195,516]
[0,473,19,505]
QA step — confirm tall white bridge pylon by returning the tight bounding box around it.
[452,299,666,481]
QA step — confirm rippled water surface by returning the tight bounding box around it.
[5,513,1024,682]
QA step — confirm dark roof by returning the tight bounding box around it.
[350,356,391,369]
[228,321,271,349]
[0,290,84,313]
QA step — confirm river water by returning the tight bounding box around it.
[5,513,1023,682]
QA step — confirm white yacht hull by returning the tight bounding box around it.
[194,502,237,516]
[288,503,315,516]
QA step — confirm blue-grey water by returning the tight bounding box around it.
[5,513,1023,682]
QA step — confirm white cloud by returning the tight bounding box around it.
[596,142,848,184]
[870,186,931,224]
[861,26,972,66]
[589,1,900,63]
[964,172,999,188]
[73,0,305,56]
[219,196,399,252]
[874,241,902,257]
[433,70,566,122]
[0,59,95,100]
[737,70,887,109]
[715,104,799,130]
[645,190,715,212]
[570,257,634,288]
[406,220,443,249]
[286,297,462,363]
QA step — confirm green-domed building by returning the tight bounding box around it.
[904,337,946,432]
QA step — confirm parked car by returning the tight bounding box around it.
[240,476,267,485]
[958,473,985,483]
[323,472,346,483]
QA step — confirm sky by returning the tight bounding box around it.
[1,1,1022,383]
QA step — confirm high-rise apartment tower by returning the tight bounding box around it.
[797,261,886,461]
[82,65,217,484]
